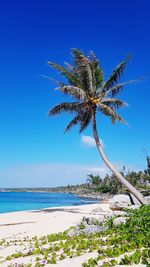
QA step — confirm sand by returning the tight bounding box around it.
[0,202,111,266]
[0,203,110,239]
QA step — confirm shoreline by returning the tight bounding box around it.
[0,191,107,214]
[0,202,111,239]
[0,198,149,266]
[0,200,99,216]
[0,201,112,267]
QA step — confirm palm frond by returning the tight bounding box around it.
[48,102,82,116]
[39,74,65,87]
[71,49,93,94]
[64,115,79,133]
[64,62,75,72]
[103,55,131,92]
[89,51,104,89]
[57,86,86,101]
[101,98,128,109]
[79,112,92,133]
[47,61,81,87]
[98,103,126,124]
[105,79,141,97]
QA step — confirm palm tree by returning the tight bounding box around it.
[87,174,102,188]
[47,49,148,204]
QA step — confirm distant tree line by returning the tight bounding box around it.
[86,163,150,195]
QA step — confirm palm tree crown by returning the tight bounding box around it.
[48,49,131,132]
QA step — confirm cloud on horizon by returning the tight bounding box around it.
[0,162,108,188]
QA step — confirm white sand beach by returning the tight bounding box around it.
[0,202,111,267]
[0,203,110,239]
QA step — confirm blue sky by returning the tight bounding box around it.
[0,0,150,187]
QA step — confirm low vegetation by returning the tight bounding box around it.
[0,205,149,266]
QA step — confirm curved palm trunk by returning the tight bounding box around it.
[92,111,148,205]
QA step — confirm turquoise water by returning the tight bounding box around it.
[0,192,97,213]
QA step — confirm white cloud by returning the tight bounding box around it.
[81,135,96,147]
[81,135,104,148]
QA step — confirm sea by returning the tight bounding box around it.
[0,192,97,213]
